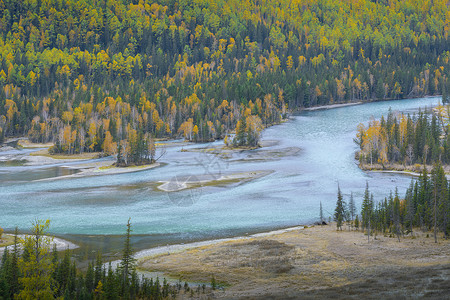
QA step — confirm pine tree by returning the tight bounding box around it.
[119,218,136,298]
[405,179,415,235]
[334,185,346,230]
[319,201,324,223]
[349,192,356,221]
[94,251,103,290]
[361,181,372,231]
[233,116,247,146]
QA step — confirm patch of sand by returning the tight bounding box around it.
[34,161,161,181]
[138,224,450,299]
[157,170,272,192]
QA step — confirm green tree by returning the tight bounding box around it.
[319,201,324,223]
[334,185,346,230]
[16,219,55,300]
[119,218,136,298]
[354,215,359,231]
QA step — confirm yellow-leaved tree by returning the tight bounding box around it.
[16,219,55,300]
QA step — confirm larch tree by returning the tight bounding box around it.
[16,219,55,300]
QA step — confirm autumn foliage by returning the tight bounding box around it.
[356,106,450,167]
[1,0,450,158]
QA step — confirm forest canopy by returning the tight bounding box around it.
[1,0,450,158]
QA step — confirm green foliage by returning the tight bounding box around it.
[16,219,55,300]
[334,185,346,230]
[352,163,450,240]
[0,220,187,299]
[211,275,216,290]
[357,107,450,166]
[1,0,450,156]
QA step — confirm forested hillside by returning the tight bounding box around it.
[1,0,450,157]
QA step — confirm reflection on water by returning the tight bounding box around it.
[0,166,80,182]
[0,160,27,167]
[0,97,440,255]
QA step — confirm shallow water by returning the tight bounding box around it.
[0,97,439,256]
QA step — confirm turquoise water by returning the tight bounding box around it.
[0,97,439,250]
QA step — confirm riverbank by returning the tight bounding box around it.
[359,162,450,178]
[138,223,450,299]
[0,234,15,247]
[0,234,78,254]
[303,101,363,111]
[35,160,161,181]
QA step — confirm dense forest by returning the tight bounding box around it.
[0,220,205,299]
[334,164,450,241]
[2,0,450,160]
[355,105,450,167]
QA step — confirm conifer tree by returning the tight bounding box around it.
[16,219,55,300]
[319,201,324,223]
[119,218,136,298]
[349,192,356,221]
[361,182,372,231]
[334,185,346,230]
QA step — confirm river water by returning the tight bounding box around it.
[0,97,439,257]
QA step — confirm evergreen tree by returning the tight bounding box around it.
[334,185,346,230]
[319,201,324,223]
[349,192,356,220]
[361,182,372,231]
[119,218,136,298]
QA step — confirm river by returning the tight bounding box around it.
[0,97,439,258]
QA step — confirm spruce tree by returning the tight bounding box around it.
[119,218,136,298]
[334,185,346,230]
[355,215,359,231]
[319,201,324,223]
[349,192,356,221]
[361,181,372,231]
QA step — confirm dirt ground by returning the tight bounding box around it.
[138,224,450,299]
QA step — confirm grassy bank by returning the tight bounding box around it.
[359,162,450,176]
[138,223,450,299]
[0,235,15,248]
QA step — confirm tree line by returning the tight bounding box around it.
[334,164,450,242]
[0,219,205,299]
[355,105,450,168]
[2,0,450,158]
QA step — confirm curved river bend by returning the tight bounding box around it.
[0,97,439,255]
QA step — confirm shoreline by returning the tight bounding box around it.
[34,161,161,181]
[134,225,304,261]
[303,101,363,111]
[359,161,450,178]
[302,95,441,112]
[0,234,78,254]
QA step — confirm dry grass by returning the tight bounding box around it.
[30,148,100,160]
[0,234,15,247]
[138,224,450,299]
[360,161,450,175]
